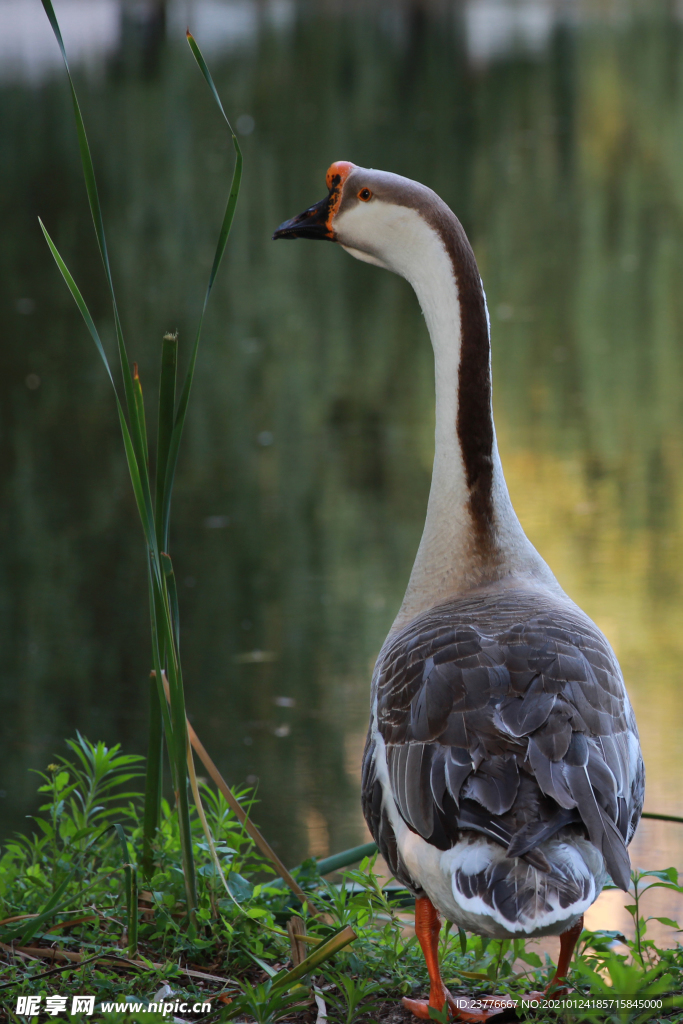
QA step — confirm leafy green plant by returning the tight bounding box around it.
[566,867,683,1021]
[624,867,682,966]
[573,957,676,1023]
[322,972,384,1024]
[37,0,242,913]
[38,734,144,839]
[230,978,310,1024]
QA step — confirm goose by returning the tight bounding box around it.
[273,162,644,1021]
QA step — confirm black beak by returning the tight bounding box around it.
[272,195,334,241]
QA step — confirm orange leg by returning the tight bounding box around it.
[402,898,516,1023]
[402,896,448,1019]
[544,915,583,996]
[527,915,584,1001]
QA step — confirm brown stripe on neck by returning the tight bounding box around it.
[338,168,496,550]
[433,215,495,550]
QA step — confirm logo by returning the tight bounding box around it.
[71,996,96,1014]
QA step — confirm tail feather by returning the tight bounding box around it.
[506,807,581,859]
[448,836,599,935]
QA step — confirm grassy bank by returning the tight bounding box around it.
[1,736,682,1024]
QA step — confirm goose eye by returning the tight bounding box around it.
[358,188,373,202]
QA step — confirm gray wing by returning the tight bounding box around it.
[362,606,644,891]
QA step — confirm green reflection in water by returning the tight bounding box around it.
[1,2,683,874]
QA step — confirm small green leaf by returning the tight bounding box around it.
[642,882,683,894]
[250,954,279,978]
[517,951,543,967]
[226,873,254,903]
[638,867,679,884]
[458,926,467,957]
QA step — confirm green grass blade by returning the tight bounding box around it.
[39,0,157,565]
[39,219,117,390]
[39,218,156,555]
[156,333,178,549]
[39,0,137,401]
[154,581,196,913]
[114,309,153,508]
[161,552,180,651]
[147,568,175,747]
[156,562,189,901]
[40,209,156,570]
[14,872,74,946]
[115,405,155,553]
[147,562,180,860]
[159,33,243,540]
[142,672,163,882]
[114,824,138,956]
[133,365,149,467]
[186,30,243,295]
[39,0,113,291]
[186,31,236,137]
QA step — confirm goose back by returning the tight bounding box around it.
[362,584,644,927]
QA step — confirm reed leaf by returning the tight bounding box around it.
[156,333,178,549]
[38,220,152,549]
[159,32,243,544]
[161,552,180,651]
[133,365,149,467]
[147,573,175,749]
[271,926,357,989]
[38,0,151,489]
[141,674,164,880]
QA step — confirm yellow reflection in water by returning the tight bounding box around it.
[502,446,683,823]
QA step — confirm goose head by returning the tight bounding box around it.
[273,161,458,284]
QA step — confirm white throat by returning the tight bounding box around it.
[336,201,559,629]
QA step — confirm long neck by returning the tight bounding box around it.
[393,220,556,630]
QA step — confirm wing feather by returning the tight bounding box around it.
[363,591,644,892]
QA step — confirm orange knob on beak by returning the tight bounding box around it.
[273,160,356,241]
